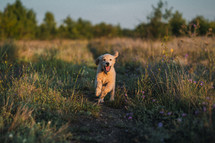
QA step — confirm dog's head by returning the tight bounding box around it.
[96,51,119,74]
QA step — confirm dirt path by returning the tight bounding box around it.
[71,102,133,143]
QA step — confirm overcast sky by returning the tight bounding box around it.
[0,0,215,29]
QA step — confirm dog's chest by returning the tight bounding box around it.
[97,71,115,84]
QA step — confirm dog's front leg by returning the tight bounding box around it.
[100,83,113,102]
[110,86,115,101]
[96,80,102,97]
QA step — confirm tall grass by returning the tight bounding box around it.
[0,36,215,142]
[0,42,99,142]
[122,36,215,142]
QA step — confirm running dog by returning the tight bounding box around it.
[95,51,119,103]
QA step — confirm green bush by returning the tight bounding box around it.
[0,41,17,62]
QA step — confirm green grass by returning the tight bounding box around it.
[0,42,100,142]
[0,36,215,142]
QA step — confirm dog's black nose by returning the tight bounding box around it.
[106,62,109,66]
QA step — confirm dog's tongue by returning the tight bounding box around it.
[105,66,110,72]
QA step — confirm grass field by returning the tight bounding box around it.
[0,36,215,142]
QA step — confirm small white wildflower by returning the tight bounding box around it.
[177,118,182,122]
[9,133,13,138]
[23,138,27,143]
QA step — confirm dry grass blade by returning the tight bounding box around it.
[9,106,34,131]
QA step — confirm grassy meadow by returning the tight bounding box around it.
[0,36,215,142]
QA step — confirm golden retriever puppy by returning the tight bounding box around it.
[95,51,119,103]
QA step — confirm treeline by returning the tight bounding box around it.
[0,0,215,40]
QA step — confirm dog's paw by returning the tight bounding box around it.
[96,92,100,97]
[98,98,104,104]
[110,97,114,101]
[96,89,101,97]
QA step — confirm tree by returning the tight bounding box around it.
[0,0,37,39]
[169,11,186,36]
[76,18,93,39]
[209,21,215,36]
[93,22,121,38]
[134,1,175,39]
[59,17,93,39]
[190,16,210,35]
[58,16,76,39]
[146,0,173,39]
[0,11,3,38]
[134,23,147,38]
[122,28,135,38]
[38,12,57,39]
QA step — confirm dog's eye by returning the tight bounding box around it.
[103,59,106,61]
[110,59,112,61]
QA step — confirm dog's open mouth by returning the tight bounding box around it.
[104,66,111,73]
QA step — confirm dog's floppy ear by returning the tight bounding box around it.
[114,51,119,58]
[95,56,102,65]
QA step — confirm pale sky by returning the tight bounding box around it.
[0,0,215,29]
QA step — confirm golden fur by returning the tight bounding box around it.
[95,51,119,103]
